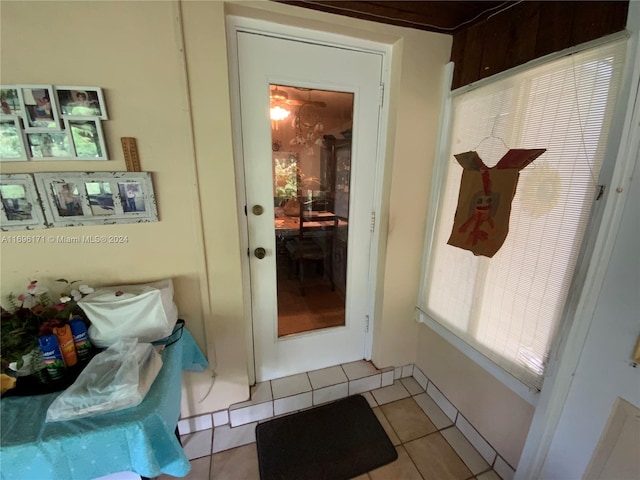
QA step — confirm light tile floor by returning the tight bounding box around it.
[158,375,502,480]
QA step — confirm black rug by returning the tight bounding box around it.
[255,394,398,480]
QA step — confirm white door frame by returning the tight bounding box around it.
[226,15,392,384]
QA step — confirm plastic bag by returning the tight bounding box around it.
[45,338,163,422]
[79,278,178,347]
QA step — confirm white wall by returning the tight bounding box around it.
[416,327,535,467]
[539,106,640,479]
[1,0,451,414]
[0,0,250,416]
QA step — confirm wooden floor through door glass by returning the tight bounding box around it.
[277,266,345,337]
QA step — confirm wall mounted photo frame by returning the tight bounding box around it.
[0,116,28,161]
[56,86,107,120]
[34,172,158,227]
[65,118,107,159]
[26,130,74,160]
[20,85,60,130]
[1,87,23,116]
[0,174,47,231]
[0,84,108,161]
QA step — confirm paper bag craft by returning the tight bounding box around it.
[448,148,546,257]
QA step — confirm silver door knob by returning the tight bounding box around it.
[254,247,266,259]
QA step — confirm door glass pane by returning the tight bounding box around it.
[271,84,353,337]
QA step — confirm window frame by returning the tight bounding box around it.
[417,32,632,407]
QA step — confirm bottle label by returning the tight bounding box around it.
[38,336,65,380]
[54,325,77,367]
[70,320,92,361]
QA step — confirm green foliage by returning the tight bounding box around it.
[274,158,298,200]
[6,293,20,311]
[273,157,321,203]
[0,279,90,373]
[0,306,41,371]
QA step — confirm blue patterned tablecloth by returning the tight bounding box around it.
[0,327,207,480]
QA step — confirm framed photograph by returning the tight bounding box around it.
[34,172,158,227]
[0,87,23,116]
[26,130,74,159]
[1,85,108,161]
[0,174,47,231]
[21,85,60,129]
[56,86,107,119]
[0,116,28,161]
[65,117,108,159]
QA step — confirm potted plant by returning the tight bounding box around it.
[274,158,322,216]
[0,280,93,376]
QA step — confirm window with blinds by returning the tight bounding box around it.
[418,39,627,391]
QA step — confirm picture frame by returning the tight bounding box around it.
[0,174,47,231]
[64,117,108,160]
[0,116,28,161]
[55,86,107,119]
[34,172,158,227]
[20,85,60,129]
[26,130,75,160]
[0,87,23,117]
[0,84,109,161]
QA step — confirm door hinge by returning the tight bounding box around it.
[244,205,247,216]
[370,211,376,232]
[379,84,384,107]
[247,247,250,257]
[365,315,370,333]
[596,185,605,200]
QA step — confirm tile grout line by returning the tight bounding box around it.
[208,425,214,479]
[372,395,426,480]
[415,366,512,478]
[384,401,476,480]
[268,378,273,403]
[374,383,476,479]
[378,372,502,479]
[423,375,496,465]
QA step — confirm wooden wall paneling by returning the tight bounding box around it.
[275,1,506,33]
[478,11,511,80]
[504,1,541,71]
[570,1,629,46]
[456,21,486,89]
[450,28,467,89]
[451,1,629,89]
[534,1,576,58]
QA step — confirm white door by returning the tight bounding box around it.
[236,31,383,381]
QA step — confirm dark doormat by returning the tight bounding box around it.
[255,394,398,480]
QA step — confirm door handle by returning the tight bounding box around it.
[254,247,266,259]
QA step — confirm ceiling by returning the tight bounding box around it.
[272,1,509,34]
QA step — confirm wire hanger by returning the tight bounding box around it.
[471,113,510,153]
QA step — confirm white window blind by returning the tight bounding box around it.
[418,39,627,391]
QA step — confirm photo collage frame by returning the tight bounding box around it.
[0,85,108,161]
[0,172,158,230]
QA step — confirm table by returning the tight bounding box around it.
[0,327,207,480]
